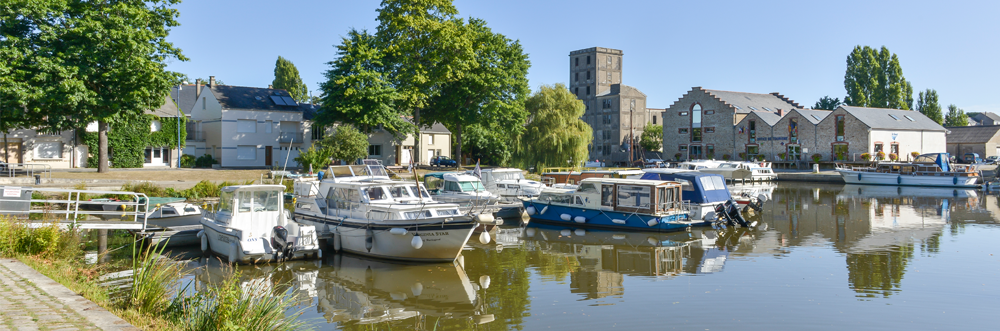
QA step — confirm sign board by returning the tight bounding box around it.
[3,187,21,197]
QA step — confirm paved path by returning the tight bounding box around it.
[0,259,137,331]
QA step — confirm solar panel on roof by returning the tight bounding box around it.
[270,95,287,106]
[281,96,297,106]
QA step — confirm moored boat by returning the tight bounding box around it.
[836,153,979,188]
[639,169,758,224]
[198,185,320,263]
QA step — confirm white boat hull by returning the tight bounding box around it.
[200,220,319,263]
[838,170,979,188]
[295,213,477,262]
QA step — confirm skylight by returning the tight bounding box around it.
[749,106,758,111]
[811,114,821,121]
[888,114,899,120]
[904,115,915,121]
[763,107,772,112]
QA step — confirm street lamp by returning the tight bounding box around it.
[175,82,185,168]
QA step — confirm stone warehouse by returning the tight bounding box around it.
[662,87,947,162]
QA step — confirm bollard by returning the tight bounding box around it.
[812,163,819,173]
[34,175,40,185]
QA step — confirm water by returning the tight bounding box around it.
[173,183,1000,330]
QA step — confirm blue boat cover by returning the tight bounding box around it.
[936,153,950,172]
[639,171,732,204]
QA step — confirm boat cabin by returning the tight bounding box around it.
[295,181,460,220]
[208,185,287,236]
[537,178,686,215]
[539,168,644,186]
[424,172,489,195]
[639,171,733,205]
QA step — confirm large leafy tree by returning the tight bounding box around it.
[944,104,969,127]
[423,18,530,167]
[916,89,943,124]
[814,96,842,110]
[516,84,593,171]
[319,124,370,163]
[272,56,308,102]
[374,0,476,164]
[844,46,911,110]
[640,123,663,152]
[1,0,186,173]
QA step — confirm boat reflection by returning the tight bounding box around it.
[189,252,492,328]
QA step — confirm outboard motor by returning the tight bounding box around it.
[725,200,751,228]
[271,226,290,259]
[714,203,735,227]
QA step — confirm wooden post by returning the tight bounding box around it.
[98,229,108,263]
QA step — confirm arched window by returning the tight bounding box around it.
[691,104,702,142]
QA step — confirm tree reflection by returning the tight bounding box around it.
[845,244,914,298]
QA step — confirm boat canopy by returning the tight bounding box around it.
[639,171,731,204]
[913,153,950,172]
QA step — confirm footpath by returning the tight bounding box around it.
[0,259,136,331]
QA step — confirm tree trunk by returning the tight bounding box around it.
[413,108,421,165]
[456,123,463,168]
[98,120,109,173]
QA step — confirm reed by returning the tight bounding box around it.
[181,264,310,331]
[116,240,189,318]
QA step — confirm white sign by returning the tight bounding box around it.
[3,187,22,197]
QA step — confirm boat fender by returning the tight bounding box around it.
[757,194,768,203]
[525,227,536,237]
[390,292,407,300]
[411,235,424,249]
[526,206,536,215]
[479,231,491,244]
[897,176,902,185]
[389,228,408,235]
[197,230,208,252]
[365,229,374,252]
[560,229,571,236]
[574,216,586,223]
[480,275,491,289]
[560,214,572,221]
[475,214,495,224]
[954,176,959,185]
[858,173,862,181]
[647,237,659,246]
[574,229,586,236]
[317,249,322,259]
[612,234,626,240]
[612,219,626,224]
[332,233,342,251]
[540,206,549,215]
[647,219,659,227]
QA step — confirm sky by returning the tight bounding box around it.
[164,0,1000,113]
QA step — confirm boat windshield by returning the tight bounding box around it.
[407,185,430,198]
[387,186,412,199]
[493,171,524,181]
[699,176,728,191]
[363,187,389,201]
[218,191,233,213]
[459,181,486,192]
[236,190,281,212]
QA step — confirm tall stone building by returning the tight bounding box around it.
[569,47,656,165]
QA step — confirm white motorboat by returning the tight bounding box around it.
[293,165,481,263]
[423,171,520,221]
[198,185,320,263]
[470,168,543,201]
[716,161,776,182]
[145,198,203,228]
[836,153,979,188]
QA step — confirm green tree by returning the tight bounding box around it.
[374,0,476,164]
[844,46,911,110]
[423,18,530,167]
[916,89,943,124]
[814,95,842,110]
[640,123,663,152]
[944,104,969,127]
[516,84,593,171]
[293,145,334,172]
[271,56,309,102]
[318,29,411,136]
[318,124,370,164]
[2,0,186,173]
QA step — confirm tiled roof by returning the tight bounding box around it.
[945,125,1000,144]
[146,94,180,117]
[747,110,783,126]
[794,109,832,124]
[208,85,302,111]
[840,106,946,131]
[701,88,802,114]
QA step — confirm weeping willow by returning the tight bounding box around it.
[515,84,593,172]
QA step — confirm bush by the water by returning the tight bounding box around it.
[195,154,218,168]
[181,154,197,168]
[120,180,254,200]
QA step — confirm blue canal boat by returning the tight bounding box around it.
[523,177,707,232]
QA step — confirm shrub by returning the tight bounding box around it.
[181,154,197,168]
[889,153,898,161]
[911,151,920,159]
[861,153,871,161]
[738,152,747,161]
[195,154,218,168]
[875,151,885,160]
[778,152,787,160]
[674,153,682,161]
[722,154,731,160]
[181,267,309,331]
[117,241,188,317]
[812,153,822,163]
[0,216,80,259]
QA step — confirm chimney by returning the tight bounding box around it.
[268,84,273,89]
[777,108,783,116]
[209,76,216,88]
[195,79,202,100]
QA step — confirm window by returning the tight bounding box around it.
[601,184,614,206]
[679,145,688,152]
[603,115,613,124]
[691,104,702,143]
[692,128,702,142]
[237,145,256,160]
[616,185,651,209]
[890,143,899,156]
[787,145,801,160]
[311,125,325,140]
[426,134,434,145]
[368,145,382,156]
[630,99,635,111]
[603,99,612,109]
[679,128,689,134]
[888,114,899,120]
[575,72,579,81]
[575,87,579,96]
[833,143,849,160]
[789,118,798,143]
[679,111,688,116]
[587,55,590,64]
[202,97,206,110]
[707,145,715,159]
[34,141,62,159]
[653,116,657,125]
[607,55,612,66]
[586,86,590,95]
[874,143,883,153]
[705,127,715,133]
[904,115,915,121]
[265,120,272,133]
[705,110,715,115]
[577,183,598,194]
[835,115,845,142]
[237,119,256,133]
[575,57,579,66]
[690,145,703,158]
[151,120,161,132]
[586,71,590,80]
[748,120,756,143]
[746,145,759,159]
[607,72,611,83]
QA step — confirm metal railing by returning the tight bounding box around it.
[279,132,304,143]
[0,163,52,180]
[0,187,149,231]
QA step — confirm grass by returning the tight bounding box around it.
[0,215,311,330]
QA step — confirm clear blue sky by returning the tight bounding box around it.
[165,0,1000,113]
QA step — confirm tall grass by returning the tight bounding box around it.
[116,240,189,318]
[0,216,80,259]
[181,265,310,331]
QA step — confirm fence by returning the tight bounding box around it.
[0,163,52,180]
[0,186,150,231]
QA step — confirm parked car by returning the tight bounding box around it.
[961,153,983,164]
[430,155,458,167]
[987,156,999,165]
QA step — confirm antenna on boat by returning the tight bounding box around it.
[278,136,295,183]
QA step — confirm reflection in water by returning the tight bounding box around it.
[169,183,1000,329]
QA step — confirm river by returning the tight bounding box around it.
[170,183,1000,330]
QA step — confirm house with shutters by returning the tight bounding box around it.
[173,77,315,168]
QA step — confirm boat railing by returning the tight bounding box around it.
[0,186,150,231]
[659,201,691,215]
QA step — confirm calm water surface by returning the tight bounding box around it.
[174,183,1000,330]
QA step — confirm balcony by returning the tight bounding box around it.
[279,132,303,143]
[186,130,206,142]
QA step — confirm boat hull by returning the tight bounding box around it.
[200,220,319,263]
[294,213,477,263]
[522,201,706,232]
[838,170,979,188]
